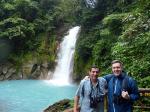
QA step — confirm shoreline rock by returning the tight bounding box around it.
[43,99,73,112]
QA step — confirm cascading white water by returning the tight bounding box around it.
[85,0,97,8]
[48,26,80,86]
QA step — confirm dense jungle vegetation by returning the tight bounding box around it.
[0,0,149,88]
[0,0,80,69]
[73,0,150,89]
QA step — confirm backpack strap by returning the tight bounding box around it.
[122,75,132,94]
[122,75,128,91]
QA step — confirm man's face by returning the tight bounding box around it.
[112,62,122,76]
[89,68,99,82]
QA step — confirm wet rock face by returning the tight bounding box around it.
[0,63,21,80]
[0,61,51,80]
[29,63,50,79]
[44,99,72,112]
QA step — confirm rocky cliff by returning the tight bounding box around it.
[0,60,52,80]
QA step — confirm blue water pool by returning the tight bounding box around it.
[0,80,78,112]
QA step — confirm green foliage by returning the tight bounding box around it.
[139,76,150,88]
[103,14,127,35]
[0,38,12,61]
[0,2,15,19]
[52,0,81,26]
[80,9,103,29]
[74,0,150,89]
[92,39,112,69]
[0,17,32,38]
[0,0,75,66]
[121,13,150,41]
[14,0,39,22]
[112,32,150,87]
[76,36,93,62]
[39,0,59,13]
[110,1,150,86]
[0,17,38,54]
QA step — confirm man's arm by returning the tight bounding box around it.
[73,80,85,112]
[103,74,113,83]
[74,96,80,112]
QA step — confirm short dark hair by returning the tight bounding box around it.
[90,65,100,71]
[111,60,123,67]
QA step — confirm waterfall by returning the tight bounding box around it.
[85,0,97,8]
[48,26,80,86]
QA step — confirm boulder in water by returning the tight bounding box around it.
[43,99,72,112]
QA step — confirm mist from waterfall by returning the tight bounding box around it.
[48,26,80,86]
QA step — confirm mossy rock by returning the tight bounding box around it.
[44,99,72,112]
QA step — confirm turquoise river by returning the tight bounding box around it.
[0,80,77,112]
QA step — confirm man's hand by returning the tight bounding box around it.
[74,105,80,112]
[121,91,130,100]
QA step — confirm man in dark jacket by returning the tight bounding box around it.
[104,60,139,112]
